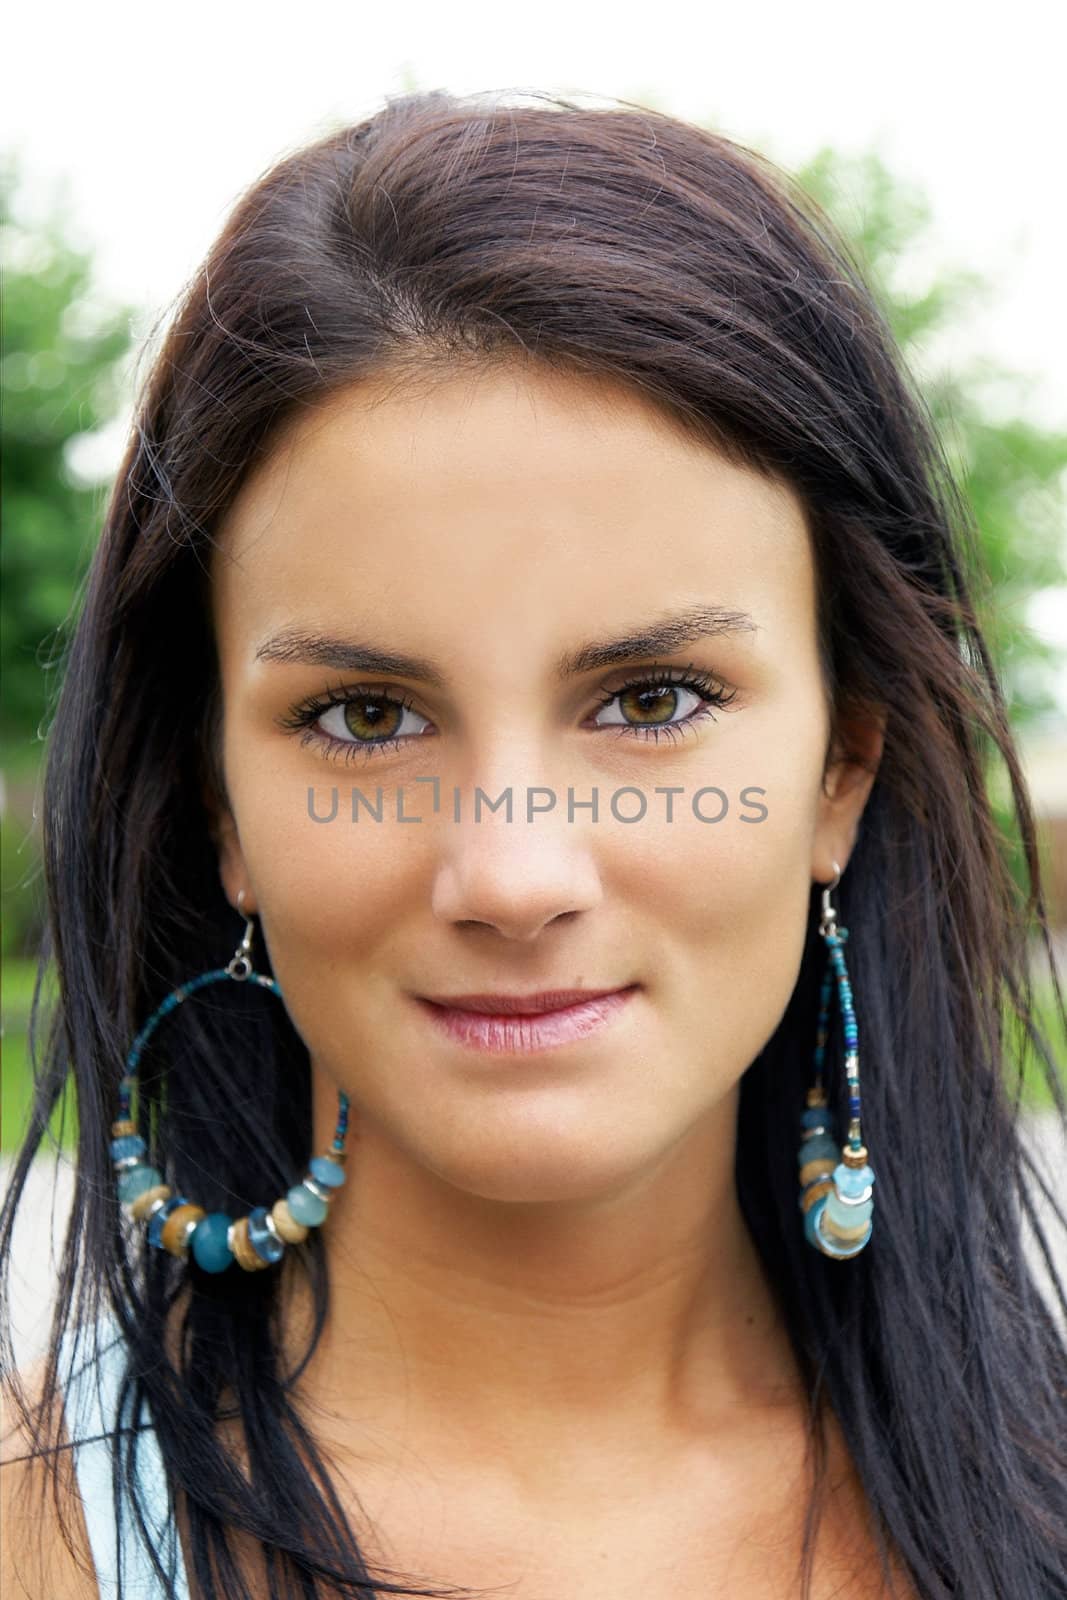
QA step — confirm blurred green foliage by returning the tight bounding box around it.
[1,155,136,755]
[1,155,138,958]
[796,147,1067,724]
[794,148,1067,917]
[1,957,68,1153]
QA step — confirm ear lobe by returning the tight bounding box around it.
[205,799,253,913]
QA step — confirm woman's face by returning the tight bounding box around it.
[209,363,880,1204]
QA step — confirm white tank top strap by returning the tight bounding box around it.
[58,1314,191,1599]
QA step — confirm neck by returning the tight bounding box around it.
[277,1073,806,1489]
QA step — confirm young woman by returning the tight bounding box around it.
[2,87,1065,1600]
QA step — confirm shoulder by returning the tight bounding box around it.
[1,1350,100,1599]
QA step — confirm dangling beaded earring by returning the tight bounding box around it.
[110,891,351,1274]
[797,860,876,1259]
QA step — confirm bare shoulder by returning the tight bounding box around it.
[1,1352,99,1600]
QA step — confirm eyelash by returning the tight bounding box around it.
[277,663,739,764]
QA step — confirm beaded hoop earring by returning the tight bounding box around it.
[110,890,351,1273]
[797,860,876,1259]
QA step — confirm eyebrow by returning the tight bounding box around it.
[254,604,759,686]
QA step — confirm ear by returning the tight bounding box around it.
[202,778,258,918]
[811,700,886,885]
[214,810,257,916]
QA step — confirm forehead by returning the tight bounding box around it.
[210,364,815,655]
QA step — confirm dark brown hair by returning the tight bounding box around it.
[2,86,1066,1600]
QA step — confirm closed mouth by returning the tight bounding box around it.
[419,986,636,1016]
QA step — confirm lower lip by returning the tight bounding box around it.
[415,988,638,1054]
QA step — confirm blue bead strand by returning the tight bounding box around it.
[825,927,864,1148]
[811,963,834,1094]
[114,959,352,1273]
[799,904,876,1260]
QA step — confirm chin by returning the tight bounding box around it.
[419,1135,652,1208]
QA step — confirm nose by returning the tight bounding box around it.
[430,786,603,942]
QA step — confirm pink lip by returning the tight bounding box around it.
[420,988,630,1015]
[415,986,639,1054]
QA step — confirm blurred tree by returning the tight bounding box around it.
[795,146,1067,729]
[1,154,136,759]
[1,154,136,956]
[794,145,1066,920]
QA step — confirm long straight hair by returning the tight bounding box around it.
[2,88,1066,1600]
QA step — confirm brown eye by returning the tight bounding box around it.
[318,695,431,746]
[342,696,404,740]
[617,685,680,725]
[594,681,706,730]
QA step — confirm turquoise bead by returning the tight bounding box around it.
[833,1161,875,1198]
[814,1205,872,1257]
[247,1206,285,1263]
[804,1199,825,1249]
[798,1134,838,1165]
[191,1212,234,1273]
[286,1183,328,1227]
[147,1195,186,1249]
[117,1164,163,1203]
[800,1107,828,1131]
[110,1134,147,1163]
[825,1190,874,1231]
[309,1156,346,1189]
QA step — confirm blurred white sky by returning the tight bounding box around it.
[4,0,1067,710]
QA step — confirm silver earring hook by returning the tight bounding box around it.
[228,889,256,979]
[819,859,842,937]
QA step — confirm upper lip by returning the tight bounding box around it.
[419,987,634,1015]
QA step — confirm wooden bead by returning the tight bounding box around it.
[270,1198,309,1244]
[820,1208,871,1243]
[799,1155,837,1188]
[161,1204,207,1258]
[805,1088,828,1109]
[799,1176,833,1214]
[230,1215,270,1272]
[111,1119,138,1138]
[842,1144,870,1169]
[130,1184,172,1221]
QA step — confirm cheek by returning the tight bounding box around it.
[228,763,424,1035]
[617,700,825,1077]
[609,811,810,1087]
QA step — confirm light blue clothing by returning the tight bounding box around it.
[58,1317,191,1599]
